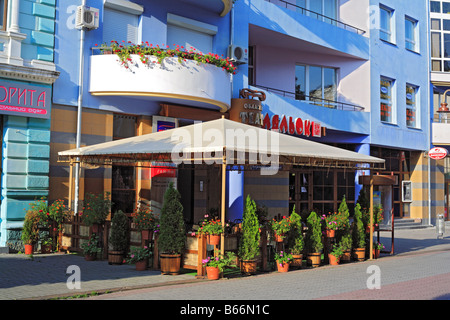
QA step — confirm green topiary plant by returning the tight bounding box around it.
[238,195,260,261]
[352,203,366,248]
[109,210,129,252]
[158,182,186,255]
[306,211,323,253]
[287,206,304,255]
[21,210,39,245]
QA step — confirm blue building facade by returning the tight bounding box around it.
[0,0,59,250]
[42,0,435,247]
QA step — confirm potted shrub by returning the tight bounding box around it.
[202,251,237,280]
[197,215,225,246]
[21,210,39,255]
[287,206,304,268]
[238,195,260,275]
[81,233,102,261]
[81,192,112,233]
[108,210,129,265]
[339,233,353,263]
[40,235,53,254]
[328,243,344,265]
[269,215,291,242]
[132,204,158,241]
[158,182,186,275]
[373,241,384,259]
[274,251,293,273]
[322,213,339,238]
[352,203,366,261]
[306,211,323,268]
[126,246,151,271]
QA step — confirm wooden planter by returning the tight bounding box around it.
[353,248,366,262]
[108,250,125,265]
[160,253,181,275]
[291,254,303,268]
[307,252,321,268]
[41,244,52,254]
[341,250,351,263]
[240,259,257,275]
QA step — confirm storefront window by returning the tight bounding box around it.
[112,114,137,213]
[380,77,394,123]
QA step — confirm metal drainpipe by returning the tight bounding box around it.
[427,1,432,226]
[74,0,86,215]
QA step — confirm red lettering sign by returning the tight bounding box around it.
[262,113,322,138]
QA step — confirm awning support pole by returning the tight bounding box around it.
[221,150,226,256]
[369,170,374,260]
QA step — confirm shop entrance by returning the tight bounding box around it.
[289,168,356,217]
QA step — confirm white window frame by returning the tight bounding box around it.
[405,16,418,52]
[380,5,395,44]
[380,77,396,124]
[406,84,419,129]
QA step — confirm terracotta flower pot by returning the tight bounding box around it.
[373,248,380,259]
[307,252,321,268]
[328,254,340,265]
[85,253,97,261]
[207,234,220,246]
[206,266,220,280]
[325,229,335,238]
[91,223,101,234]
[276,261,290,272]
[274,232,285,242]
[24,244,33,255]
[135,259,148,271]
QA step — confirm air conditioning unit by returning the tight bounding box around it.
[228,45,248,65]
[76,5,99,30]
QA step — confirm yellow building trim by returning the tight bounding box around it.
[220,0,233,17]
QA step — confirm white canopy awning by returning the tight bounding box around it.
[58,118,384,169]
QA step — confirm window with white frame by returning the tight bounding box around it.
[430,8,450,72]
[405,16,418,52]
[380,77,394,123]
[295,64,337,108]
[380,5,394,43]
[406,84,418,128]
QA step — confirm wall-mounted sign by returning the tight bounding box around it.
[0,81,51,119]
[262,113,323,138]
[428,147,448,160]
[230,89,265,127]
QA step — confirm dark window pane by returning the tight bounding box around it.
[431,1,441,13]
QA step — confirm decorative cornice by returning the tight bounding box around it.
[0,63,60,84]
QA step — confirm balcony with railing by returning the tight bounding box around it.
[264,0,365,35]
[249,0,369,60]
[252,84,370,136]
[88,46,232,112]
[432,101,450,145]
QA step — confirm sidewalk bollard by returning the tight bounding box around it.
[436,214,445,239]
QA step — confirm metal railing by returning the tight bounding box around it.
[264,0,366,35]
[254,84,365,112]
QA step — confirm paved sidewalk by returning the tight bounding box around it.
[1,224,449,300]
